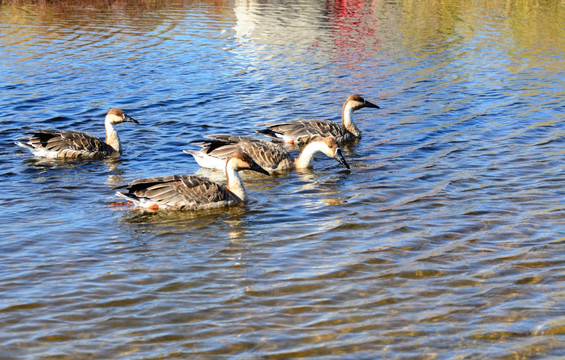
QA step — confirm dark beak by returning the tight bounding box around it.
[364,100,380,109]
[124,114,139,124]
[335,148,350,169]
[250,161,270,176]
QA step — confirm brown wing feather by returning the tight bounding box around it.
[29,130,115,158]
[303,120,345,138]
[198,135,293,170]
[263,119,349,145]
[121,175,240,210]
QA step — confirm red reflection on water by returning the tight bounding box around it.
[325,0,380,66]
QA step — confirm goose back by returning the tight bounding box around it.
[117,175,241,211]
[23,129,117,159]
[192,135,294,172]
[258,119,352,146]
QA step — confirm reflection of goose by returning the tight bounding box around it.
[185,135,350,173]
[15,108,139,159]
[115,151,269,211]
[257,94,379,146]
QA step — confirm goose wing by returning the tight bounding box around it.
[117,175,239,210]
[258,119,346,145]
[194,135,293,171]
[193,135,244,159]
[27,130,114,158]
[300,120,346,139]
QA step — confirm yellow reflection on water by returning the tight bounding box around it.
[3,0,564,56]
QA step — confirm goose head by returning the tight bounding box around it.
[317,137,350,169]
[228,151,270,175]
[105,108,139,125]
[345,94,380,111]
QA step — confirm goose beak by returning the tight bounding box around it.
[124,114,139,124]
[364,100,380,109]
[250,161,270,176]
[335,148,350,169]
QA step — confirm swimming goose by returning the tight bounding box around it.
[115,151,269,211]
[15,108,139,159]
[257,94,379,146]
[185,135,350,173]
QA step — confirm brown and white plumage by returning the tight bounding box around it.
[185,135,350,173]
[15,108,139,159]
[115,151,269,211]
[257,94,379,146]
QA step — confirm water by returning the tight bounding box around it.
[1,0,564,358]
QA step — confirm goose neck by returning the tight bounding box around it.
[105,119,121,153]
[294,141,324,169]
[226,161,246,201]
[342,102,361,137]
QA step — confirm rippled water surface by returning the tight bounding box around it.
[1,0,565,358]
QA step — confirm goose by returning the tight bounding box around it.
[257,94,379,146]
[15,108,139,159]
[115,151,269,211]
[185,135,350,173]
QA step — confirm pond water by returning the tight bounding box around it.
[1,0,564,358]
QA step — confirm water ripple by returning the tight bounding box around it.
[1,0,565,358]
